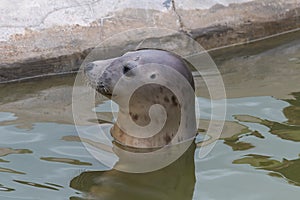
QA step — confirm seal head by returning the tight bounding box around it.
[85,49,194,97]
[84,49,196,149]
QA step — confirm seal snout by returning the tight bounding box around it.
[83,60,114,97]
[97,81,112,97]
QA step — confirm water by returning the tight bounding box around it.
[0,33,300,199]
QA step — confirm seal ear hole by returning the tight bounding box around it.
[150,74,156,79]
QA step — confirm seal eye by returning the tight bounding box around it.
[122,61,137,77]
[150,74,156,79]
[123,65,131,75]
[122,63,136,77]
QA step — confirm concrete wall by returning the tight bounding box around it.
[0,0,299,82]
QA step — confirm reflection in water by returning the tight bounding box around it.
[0,148,32,157]
[62,135,113,153]
[0,147,32,175]
[0,184,14,192]
[262,120,300,142]
[224,140,254,151]
[197,120,251,146]
[197,120,261,151]
[70,143,196,200]
[235,92,300,142]
[40,157,93,166]
[0,75,76,129]
[0,167,25,175]
[233,154,300,186]
[223,129,265,151]
[13,180,61,191]
[0,158,9,163]
[233,92,300,186]
[0,35,299,199]
[284,92,300,126]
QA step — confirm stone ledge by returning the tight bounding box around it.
[0,0,299,82]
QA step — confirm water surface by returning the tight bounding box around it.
[0,34,300,200]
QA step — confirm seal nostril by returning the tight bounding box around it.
[84,62,95,72]
[99,81,105,88]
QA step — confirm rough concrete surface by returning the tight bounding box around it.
[0,0,299,82]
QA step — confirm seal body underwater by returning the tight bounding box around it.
[84,49,196,149]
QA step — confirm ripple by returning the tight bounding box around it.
[0,167,25,175]
[0,158,9,163]
[13,180,60,191]
[196,120,255,150]
[0,126,43,145]
[197,96,289,122]
[233,154,300,186]
[235,114,300,142]
[49,145,93,158]
[197,169,242,180]
[40,157,92,166]
[0,184,15,192]
[0,148,32,157]
[223,140,255,151]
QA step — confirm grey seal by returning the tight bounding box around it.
[84,49,196,149]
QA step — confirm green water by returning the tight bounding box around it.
[0,34,300,199]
